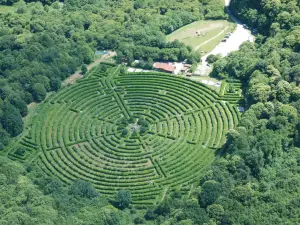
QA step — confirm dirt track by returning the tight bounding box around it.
[63,51,116,86]
[195,26,229,51]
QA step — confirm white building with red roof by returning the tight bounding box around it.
[153,62,184,75]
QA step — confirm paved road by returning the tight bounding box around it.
[194,0,255,75]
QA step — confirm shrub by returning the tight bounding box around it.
[115,190,132,209]
[121,128,129,137]
[81,64,88,74]
[0,142,4,151]
[69,179,99,199]
[32,83,47,102]
[144,209,156,220]
[206,54,221,64]
[50,77,62,91]
[15,147,26,156]
[134,217,145,224]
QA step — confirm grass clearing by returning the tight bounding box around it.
[166,20,235,53]
[5,65,242,205]
[0,5,15,13]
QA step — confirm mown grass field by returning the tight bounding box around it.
[4,64,242,205]
[166,20,235,53]
[0,5,15,13]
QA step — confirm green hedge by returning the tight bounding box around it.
[10,69,243,204]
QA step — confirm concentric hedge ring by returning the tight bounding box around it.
[9,65,241,204]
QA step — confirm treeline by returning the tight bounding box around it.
[0,0,226,147]
[115,41,201,65]
[230,0,300,34]
[172,0,300,224]
[0,156,137,224]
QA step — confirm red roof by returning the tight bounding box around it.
[153,63,175,73]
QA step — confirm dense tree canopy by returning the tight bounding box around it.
[194,0,300,224]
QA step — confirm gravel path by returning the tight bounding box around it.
[194,0,255,75]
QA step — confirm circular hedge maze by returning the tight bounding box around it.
[8,64,241,205]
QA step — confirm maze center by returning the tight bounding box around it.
[10,65,241,204]
[128,124,141,132]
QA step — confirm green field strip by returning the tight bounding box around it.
[46,146,62,151]
[97,117,118,125]
[113,91,131,119]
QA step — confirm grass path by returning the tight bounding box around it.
[161,187,169,201]
[62,51,116,86]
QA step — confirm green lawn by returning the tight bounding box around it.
[0,5,15,13]
[166,20,235,53]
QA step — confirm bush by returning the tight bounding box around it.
[9,96,28,117]
[228,84,236,93]
[137,118,149,127]
[0,142,4,151]
[120,66,126,74]
[115,190,132,209]
[121,128,129,137]
[50,77,61,92]
[81,64,88,74]
[31,83,47,102]
[199,180,222,207]
[2,103,24,137]
[206,54,221,64]
[69,179,99,199]
[144,209,156,220]
[44,179,63,195]
[15,147,26,156]
[134,217,145,224]
[155,199,171,216]
[140,126,148,135]
[128,116,136,123]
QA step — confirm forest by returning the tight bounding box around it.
[0,0,300,224]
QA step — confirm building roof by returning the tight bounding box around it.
[153,63,175,73]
